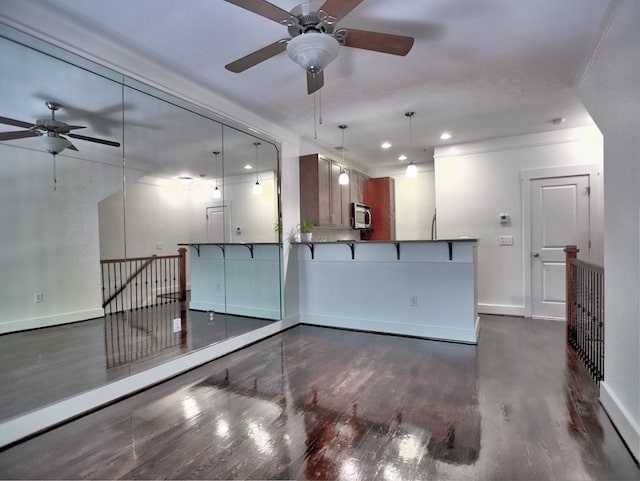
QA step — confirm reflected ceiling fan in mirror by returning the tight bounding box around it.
[0,101,121,155]
[224,0,415,94]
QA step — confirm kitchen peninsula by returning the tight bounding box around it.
[292,239,478,343]
[180,243,281,320]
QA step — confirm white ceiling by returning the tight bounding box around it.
[1,0,609,172]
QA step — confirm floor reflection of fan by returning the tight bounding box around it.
[0,101,121,155]
[224,0,415,94]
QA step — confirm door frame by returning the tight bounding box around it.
[521,164,600,318]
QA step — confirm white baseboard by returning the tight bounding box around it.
[0,308,104,334]
[300,313,477,344]
[600,381,640,463]
[477,303,525,317]
[189,301,281,320]
[0,316,299,449]
[531,315,565,322]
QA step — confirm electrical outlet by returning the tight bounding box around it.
[208,310,215,323]
[410,296,418,307]
[172,318,182,333]
[34,292,43,303]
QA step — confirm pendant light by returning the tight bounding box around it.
[338,124,349,185]
[252,142,262,195]
[212,151,222,199]
[404,112,417,177]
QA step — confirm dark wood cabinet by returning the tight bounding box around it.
[363,177,396,241]
[300,154,331,226]
[349,170,367,206]
[300,154,369,228]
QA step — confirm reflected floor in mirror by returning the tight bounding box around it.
[0,316,637,480]
[0,303,272,421]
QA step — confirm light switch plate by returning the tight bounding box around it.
[499,235,514,246]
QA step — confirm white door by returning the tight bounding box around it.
[206,205,231,243]
[530,175,590,319]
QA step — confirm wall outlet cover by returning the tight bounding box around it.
[172,318,182,332]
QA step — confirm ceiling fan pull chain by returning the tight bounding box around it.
[313,90,318,139]
[52,154,57,191]
[318,88,323,125]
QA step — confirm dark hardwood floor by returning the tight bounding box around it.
[0,304,272,421]
[0,315,637,480]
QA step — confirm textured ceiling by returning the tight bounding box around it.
[0,0,609,172]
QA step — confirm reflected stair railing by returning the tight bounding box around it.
[100,248,187,315]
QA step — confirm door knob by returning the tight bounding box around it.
[532,252,540,258]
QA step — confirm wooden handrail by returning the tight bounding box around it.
[102,256,157,308]
[101,254,179,264]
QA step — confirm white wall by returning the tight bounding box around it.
[434,127,604,316]
[576,0,640,461]
[99,172,278,259]
[368,164,437,241]
[188,171,278,244]
[99,178,189,259]
[395,169,436,240]
[0,146,123,333]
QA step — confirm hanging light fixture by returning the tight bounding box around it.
[212,151,222,199]
[252,142,262,195]
[338,124,349,185]
[404,112,417,177]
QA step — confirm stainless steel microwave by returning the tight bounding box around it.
[352,202,372,229]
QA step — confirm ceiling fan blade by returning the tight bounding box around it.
[223,0,292,24]
[68,132,121,147]
[0,115,35,129]
[307,70,325,95]
[343,28,414,56]
[65,139,79,151]
[0,130,40,141]
[66,125,86,131]
[320,0,365,21]
[225,40,288,73]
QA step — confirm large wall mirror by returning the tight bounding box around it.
[0,26,282,423]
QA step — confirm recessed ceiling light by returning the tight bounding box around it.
[244,164,253,170]
[381,141,392,149]
[440,132,452,140]
[178,176,193,185]
[551,117,566,125]
[398,154,407,161]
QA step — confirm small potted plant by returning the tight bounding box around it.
[273,220,282,239]
[299,220,314,242]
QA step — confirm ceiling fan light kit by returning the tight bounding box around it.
[37,134,71,155]
[286,32,340,74]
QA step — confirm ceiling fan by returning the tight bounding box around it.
[0,101,121,155]
[224,0,415,94]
